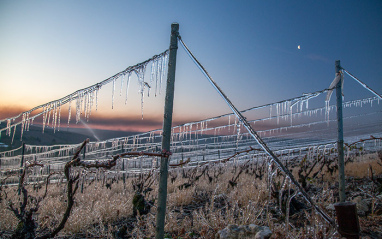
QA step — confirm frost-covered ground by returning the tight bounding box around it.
[1,152,381,238]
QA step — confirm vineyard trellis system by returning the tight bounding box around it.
[1,23,382,238]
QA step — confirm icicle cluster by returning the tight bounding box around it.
[0,50,169,141]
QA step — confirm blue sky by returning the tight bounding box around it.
[0,0,381,131]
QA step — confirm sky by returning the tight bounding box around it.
[0,0,381,134]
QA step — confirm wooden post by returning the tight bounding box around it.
[335,60,346,202]
[19,142,25,168]
[156,23,179,239]
[122,158,126,185]
[82,144,86,160]
[18,142,26,195]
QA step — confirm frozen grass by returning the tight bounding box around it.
[1,152,381,238]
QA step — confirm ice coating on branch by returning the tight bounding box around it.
[286,190,299,232]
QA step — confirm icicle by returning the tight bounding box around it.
[125,72,132,104]
[42,106,47,133]
[162,53,168,84]
[83,92,88,120]
[53,102,58,133]
[228,115,231,131]
[76,92,81,123]
[6,119,11,136]
[112,78,116,109]
[79,91,84,123]
[20,113,27,140]
[158,57,164,95]
[233,117,237,134]
[85,92,90,120]
[47,104,52,128]
[269,105,272,118]
[120,74,124,96]
[236,121,241,150]
[149,61,155,97]
[189,124,193,141]
[25,112,31,132]
[153,59,159,97]
[57,101,61,131]
[88,91,93,121]
[95,88,99,111]
[88,91,92,120]
[11,125,16,145]
[282,101,286,118]
[136,68,146,119]
[68,96,72,127]
[325,100,330,125]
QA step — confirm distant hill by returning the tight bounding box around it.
[0,124,97,151]
[0,120,146,151]
[0,122,142,152]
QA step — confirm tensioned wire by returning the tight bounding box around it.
[341,69,382,100]
[177,35,336,227]
[0,50,169,133]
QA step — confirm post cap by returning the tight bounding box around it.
[335,60,342,73]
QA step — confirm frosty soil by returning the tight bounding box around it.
[1,145,381,238]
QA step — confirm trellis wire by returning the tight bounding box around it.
[0,50,169,141]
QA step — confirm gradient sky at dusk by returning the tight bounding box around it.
[1,0,381,132]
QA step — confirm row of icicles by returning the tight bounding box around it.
[0,93,379,160]
[0,50,169,144]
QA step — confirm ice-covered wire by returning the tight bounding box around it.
[1,94,378,166]
[0,145,24,156]
[342,68,382,100]
[0,50,169,133]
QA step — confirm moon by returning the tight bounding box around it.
[297,45,301,50]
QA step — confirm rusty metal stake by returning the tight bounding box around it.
[334,202,360,239]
